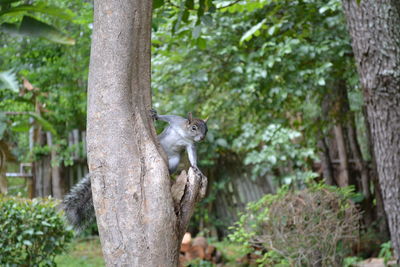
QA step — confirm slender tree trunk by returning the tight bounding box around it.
[47,132,63,199]
[87,1,207,266]
[319,95,336,186]
[318,138,335,186]
[342,0,400,260]
[333,125,350,187]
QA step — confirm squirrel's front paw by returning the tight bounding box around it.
[150,109,158,120]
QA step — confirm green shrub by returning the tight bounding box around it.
[343,256,362,267]
[0,196,74,266]
[378,241,393,265]
[229,184,360,267]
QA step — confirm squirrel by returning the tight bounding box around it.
[62,110,208,231]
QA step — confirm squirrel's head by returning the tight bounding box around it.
[186,112,208,142]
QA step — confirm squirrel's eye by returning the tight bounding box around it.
[191,125,197,131]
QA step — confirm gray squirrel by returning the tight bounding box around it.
[62,110,208,231]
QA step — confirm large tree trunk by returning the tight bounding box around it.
[87,1,207,266]
[342,0,400,260]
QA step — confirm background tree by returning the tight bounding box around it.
[342,0,400,260]
[0,0,90,198]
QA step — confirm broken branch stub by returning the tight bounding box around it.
[171,167,208,240]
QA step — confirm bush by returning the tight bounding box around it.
[0,196,73,266]
[229,184,360,266]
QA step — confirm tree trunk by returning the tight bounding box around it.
[87,1,207,266]
[319,82,376,226]
[318,138,335,186]
[363,106,390,238]
[333,125,350,187]
[342,0,400,260]
[47,132,63,199]
[42,155,52,197]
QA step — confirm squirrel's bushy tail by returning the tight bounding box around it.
[62,175,95,231]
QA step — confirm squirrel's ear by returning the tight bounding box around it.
[203,116,209,123]
[187,112,193,123]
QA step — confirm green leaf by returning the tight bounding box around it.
[216,138,228,147]
[19,16,75,45]
[319,6,329,14]
[28,112,58,137]
[11,121,30,133]
[0,0,20,5]
[185,0,194,9]
[41,221,52,227]
[153,0,164,9]
[0,16,75,45]
[0,69,18,92]
[317,78,325,86]
[0,22,19,35]
[173,0,187,33]
[23,240,33,246]
[171,18,178,35]
[23,229,35,235]
[197,0,205,18]
[182,10,189,23]
[0,4,74,21]
[350,192,364,203]
[268,24,278,36]
[205,0,215,12]
[197,37,206,50]
[240,19,266,45]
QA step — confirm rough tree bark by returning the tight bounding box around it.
[342,0,400,260]
[87,1,207,266]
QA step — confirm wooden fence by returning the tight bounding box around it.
[5,128,87,199]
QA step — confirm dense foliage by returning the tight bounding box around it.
[1,0,360,185]
[0,0,91,164]
[229,183,360,266]
[0,196,73,266]
[152,0,359,183]
[0,0,75,45]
